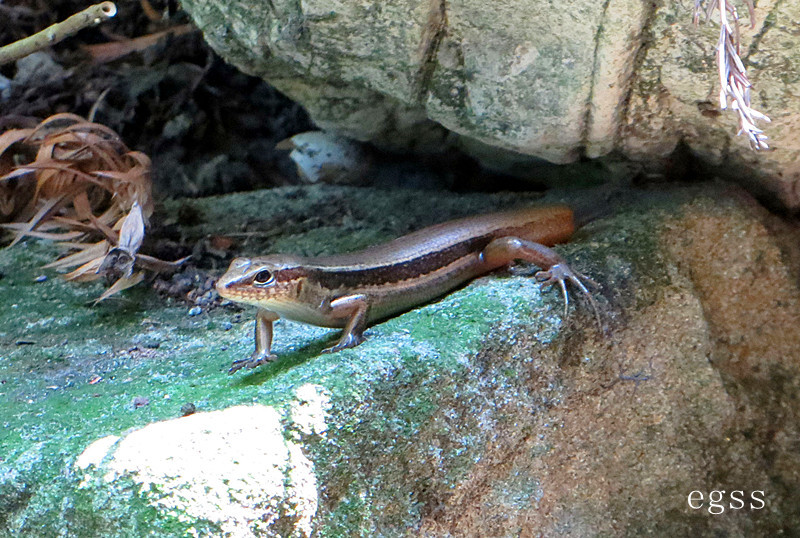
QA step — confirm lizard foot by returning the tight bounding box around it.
[535,263,601,327]
[228,350,278,374]
[321,332,366,354]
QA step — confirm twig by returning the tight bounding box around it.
[0,2,117,66]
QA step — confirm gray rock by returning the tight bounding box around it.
[3,184,799,535]
[0,74,10,101]
[180,0,800,208]
[12,52,66,88]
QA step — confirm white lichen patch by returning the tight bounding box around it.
[285,384,329,536]
[290,384,330,437]
[75,434,120,486]
[285,442,318,537]
[279,131,369,184]
[76,435,120,470]
[84,405,320,537]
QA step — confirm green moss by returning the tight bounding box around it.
[0,184,684,534]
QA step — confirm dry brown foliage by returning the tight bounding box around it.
[693,0,769,149]
[0,113,184,300]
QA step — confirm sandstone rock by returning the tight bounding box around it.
[180,0,800,208]
[4,184,798,535]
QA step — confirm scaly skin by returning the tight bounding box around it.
[216,205,597,373]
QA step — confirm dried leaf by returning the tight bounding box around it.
[62,255,105,282]
[0,128,33,158]
[43,240,108,270]
[696,0,769,149]
[7,195,64,247]
[2,113,183,300]
[136,253,189,273]
[83,24,195,64]
[95,272,145,303]
[0,228,82,241]
[117,201,144,255]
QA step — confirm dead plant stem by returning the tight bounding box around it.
[0,2,117,66]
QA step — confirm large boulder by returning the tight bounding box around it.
[179,0,800,208]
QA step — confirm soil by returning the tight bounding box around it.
[0,0,321,304]
[0,0,313,199]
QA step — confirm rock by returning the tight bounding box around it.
[12,52,66,88]
[1,184,799,535]
[0,74,10,101]
[276,131,372,184]
[180,0,800,208]
[76,403,321,536]
[132,332,163,349]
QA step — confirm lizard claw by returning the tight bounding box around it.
[228,350,278,374]
[321,332,366,354]
[535,263,601,328]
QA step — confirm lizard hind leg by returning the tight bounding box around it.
[321,294,370,354]
[481,236,601,327]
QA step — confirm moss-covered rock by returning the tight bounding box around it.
[1,184,799,535]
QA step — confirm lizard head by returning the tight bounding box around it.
[216,256,309,308]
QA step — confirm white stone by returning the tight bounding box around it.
[80,405,320,537]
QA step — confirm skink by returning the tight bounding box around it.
[216,205,597,373]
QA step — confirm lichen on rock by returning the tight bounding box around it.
[2,184,800,535]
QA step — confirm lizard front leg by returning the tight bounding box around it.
[321,294,369,354]
[229,308,280,373]
[480,236,599,324]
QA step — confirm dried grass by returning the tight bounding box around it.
[694,0,770,150]
[0,113,184,300]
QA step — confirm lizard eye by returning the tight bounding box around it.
[253,269,274,286]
